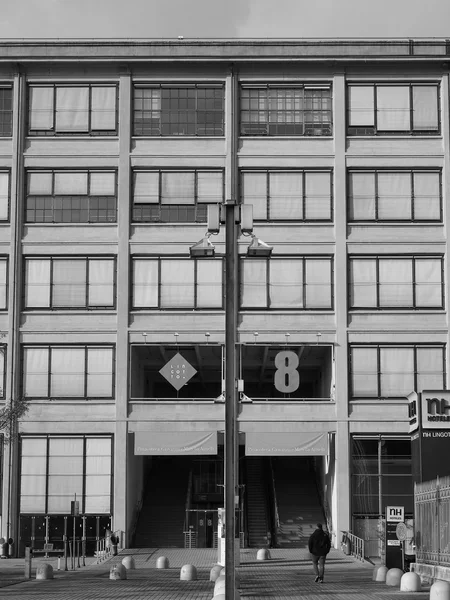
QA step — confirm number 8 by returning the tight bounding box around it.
[274,351,300,393]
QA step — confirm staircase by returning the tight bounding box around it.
[134,457,190,548]
[274,457,325,548]
[245,457,270,547]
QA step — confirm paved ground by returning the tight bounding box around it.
[0,547,431,600]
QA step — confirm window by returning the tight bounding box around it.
[349,256,444,309]
[132,257,223,309]
[133,85,224,136]
[0,171,10,221]
[0,87,12,136]
[240,257,333,309]
[22,345,115,399]
[350,344,445,399]
[241,170,332,221]
[240,85,332,136]
[132,170,223,223]
[25,170,117,223]
[348,170,441,222]
[24,257,116,309]
[0,345,5,398]
[0,257,7,310]
[28,84,117,136]
[20,435,112,514]
[347,84,440,135]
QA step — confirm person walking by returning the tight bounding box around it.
[308,523,331,583]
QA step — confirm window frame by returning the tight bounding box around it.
[0,344,6,399]
[240,168,333,222]
[25,169,117,224]
[133,83,225,137]
[347,168,443,223]
[132,168,224,223]
[0,86,13,137]
[348,254,445,310]
[0,169,11,222]
[27,83,118,137]
[131,256,225,310]
[240,83,333,137]
[0,256,8,311]
[239,255,334,310]
[23,256,117,311]
[22,344,115,400]
[349,343,446,400]
[347,82,441,136]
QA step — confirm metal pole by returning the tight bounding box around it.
[225,201,237,600]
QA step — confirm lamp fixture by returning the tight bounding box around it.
[247,234,273,257]
[189,233,215,258]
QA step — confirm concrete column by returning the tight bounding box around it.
[441,73,450,383]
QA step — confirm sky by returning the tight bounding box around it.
[0,0,449,39]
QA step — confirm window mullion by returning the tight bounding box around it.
[194,259,198,309]
[412,257,417,308]
[48,346,52,399]
[86,258,90,308]
[158,259,162,308]
[409,85,413,133]
[266,259,270,308]
[377,345,381,398]
[84,346,88,399]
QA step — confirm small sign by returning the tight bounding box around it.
[396,522,407,541]
[159,353,197,391]
[387,539,401,546]
[386,506,404,522]
[43,543,54,551]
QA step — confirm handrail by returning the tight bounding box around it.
[341,530,365,562]
[96,529,124,563]
[183,469,194,531]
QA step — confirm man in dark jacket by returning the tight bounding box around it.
[308,523,331,583]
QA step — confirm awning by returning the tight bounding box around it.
[134,431,217,455]
[246,432,328,456]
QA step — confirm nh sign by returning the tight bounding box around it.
[386,506,404,523]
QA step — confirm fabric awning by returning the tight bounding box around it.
[246,432,328,456]
[134,431,217,455]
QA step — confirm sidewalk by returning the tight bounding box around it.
[0,547,431,600]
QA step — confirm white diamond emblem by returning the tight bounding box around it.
[159,353,197,391]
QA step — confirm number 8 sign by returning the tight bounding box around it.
[274,351,300,393]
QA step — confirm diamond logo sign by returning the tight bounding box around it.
[159,353,197,391]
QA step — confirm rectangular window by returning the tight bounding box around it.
[22,345,115,399]
[240,257,333,309]
[348,170,441,222]
[131,257,223,309]
[0,171,10,221]
[24,257,115,309]
[0,87,12,136]
[240,85,332,136]
[0,257,8,310]
[20,435,112,515]
[132,170,223,223]
[350,344,445,399]
[241,170,332,221]
[347,83,440,135]
[28,84,117,136]
[25,170,117,223]
[133,85,224,136]
[349,256,443,309]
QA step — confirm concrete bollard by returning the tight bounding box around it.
[180,564,197,581]
[156,556,169,569]
[374,565,389,582]
[257,548,270,561]
[36,563,54,580]
[400,571,421,592]
[122,556,136,570]
[110,564,127,580]
[386,568,403,586]
[210,565,223,581]
[214,579,226,595]
[430,580,450,600]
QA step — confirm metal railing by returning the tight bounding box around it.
[96,530,123,564]
[341,531,365,562]
[415,475,450,566]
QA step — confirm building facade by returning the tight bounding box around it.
[0,38,448,555]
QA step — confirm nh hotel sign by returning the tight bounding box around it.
[408,390,450,483]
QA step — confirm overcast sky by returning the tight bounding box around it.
[0,0,449,39]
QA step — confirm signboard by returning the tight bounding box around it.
[421,391,450,430]
[386,506,404,523]
[407,391,419,434]
[385,507,404,569]
[159,353,197,391]
[246,432,328,456]
[135,431,217,455]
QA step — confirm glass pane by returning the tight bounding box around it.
[351,347,378,397]
[197,172,223,203]
[416,347,444,392]
[413,172,441,220]
[380,347,414,397]
[86,437,111,456]
[29,86,54,130]
[55,87,89,132]
[25,259,51,308]
[350,259,377,307]
[378,172,411,220]
[269,259,303,307]
[348,172,376,220]
[269,172,303,220]
[28,172,52,195]
[348,86,374,126]
[52,260,87,307]
[54,172,88,195]
[305,172,331,219]
[23,347,49,397]
[412,86,438,130]
[87,348,113,397]
[305,259,332,308]
[160,260,195,308]
[161,172,195,204]
[415,259,442,307]
[241,259,267,307]
[379,259,413,307]
[377,86,410,131]
[196,260,222,308]
[88,260,115,307]
[90,172,115,196]
[133,171,159,204]
[242,172,267,219]
[91,86,116,130]
[133,259,159,308]
[50,347,85,397]
[0,172,9,220]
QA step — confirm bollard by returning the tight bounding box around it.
[0,541,8,559]
[430,580,450,600]
[122,556,136,570]
[400,571,421,592]
[36,563,54,580]
[374,565,389,582]
[180,564,197,581]
[257,548,270,560]
[386,567,403,587]
[24,546,32,579]
[156,556,169,569]
[110,564,127,580]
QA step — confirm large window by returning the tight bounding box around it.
[132,257,223,309]
[24,257,116,310]
[20,435,112,514]
[133,85,224,136]
[240,85,332,136]
[22,345,115,399]
[25,170,117,223]
[348,170,441,222]
[347,83,440,135]
[28,84,117,136]
[349,256,444,309]
[132,170,223,223]
[241,170,332,221]
[0,257,7,310]
[0,345,5,398]
[0,87,12,136]
[240,257,333,309]
[350,344,445,399]
[0,171,10,221]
